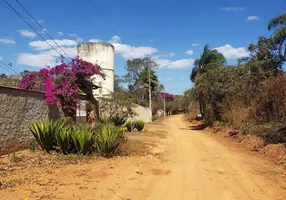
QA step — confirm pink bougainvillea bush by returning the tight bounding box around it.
[160,92,175,101]
[20,57,104,118]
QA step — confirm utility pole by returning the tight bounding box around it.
[148,65,152,122]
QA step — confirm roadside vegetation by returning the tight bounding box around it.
[183,13,286,154]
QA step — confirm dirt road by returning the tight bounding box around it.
[1,115,285,200]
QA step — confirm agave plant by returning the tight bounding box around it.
[70,125,95,155]
[29,118,70,153]
[29,121,55,153]
[125,121,135,132]
[55,127,71,154]
[110,115,127,127]
[95,124,125,157]
[99,116,112,124]
[135,120,145,131]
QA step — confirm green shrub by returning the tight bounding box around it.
[70,125,95,155]
[152,116,158,121]
[55,127,71,154]
[29,118,72,153]
[29,121,55,153]
[95,124,125,157]
[99,116,112,124]
[125,121,135,132]
[110,115,127,127]
[135,120,145,131]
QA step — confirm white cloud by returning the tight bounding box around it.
[41,47,77,57]
[108,35,121,44]
[29,39,77,50]
[58,32,63,36]
[166,77,172,81]
[181,78,185,81]
[17,53,56,67]
[18,29,37,38]
[108,35,158,59]
[221,7,245,12]
[247,16,260,21]
[112,43,158,60]
[214,44,249,59]
[0,56,2,60]
[0,38,16,44]
[38,20,44,24]
[89,38,101,42]
[169,52,176,57]
[192,43,200,47]
[77,37,83,43]
[185,50,194,55]
[156,58,195,69]
[68,33,77,37]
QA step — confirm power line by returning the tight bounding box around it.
[0,60,19,75]
[0,63,13,74]
[1,0,50,38]
[65,0,111,40]
[87,0,119,36]
[15,0,74,59]
[2,0,66,59]
[66,0,89,22]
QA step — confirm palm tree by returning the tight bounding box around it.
[268,13,286,61]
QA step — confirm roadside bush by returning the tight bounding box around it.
[29,118,128,157]
[95,124,125,157]
[152,116,158,121]
[99,115,127,127]
[110,115,127,127]
[55,127,71,154]
[29,118,72,153]
[135,120,145,131]
[126,121,135,132]
[70,125,95,155]
[29,121,57,153]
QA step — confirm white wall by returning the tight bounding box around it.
[77,42,114,98]
[132,104,151,123]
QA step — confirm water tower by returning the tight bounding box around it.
[77,42,115,97]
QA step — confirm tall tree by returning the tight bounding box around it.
[124,58,159,106]
[268,13,286,61]
[190,45,226,82]
[190,45,226,116]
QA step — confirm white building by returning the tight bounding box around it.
[77,42,115,97]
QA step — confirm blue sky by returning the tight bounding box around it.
[0,0,285,94]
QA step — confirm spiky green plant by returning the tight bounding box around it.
[125,121,135,132]
[99,116,112,124]
[55,127,71,154]
[70,125,95,155]
[95,124,125,157]
[135,120,145,131]
[29,121,54,153]
[110,115,127,127]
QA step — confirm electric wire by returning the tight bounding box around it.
[2,0,67,59]
[15,0,74,59]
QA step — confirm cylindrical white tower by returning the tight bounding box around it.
[77,42,114,98]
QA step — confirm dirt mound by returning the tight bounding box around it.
[260,144,286,161]
[239,135,264,151]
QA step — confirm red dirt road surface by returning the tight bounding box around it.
[1,115,285,200]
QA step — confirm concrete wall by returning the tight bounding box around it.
[132,104,151,123]
[0,86,62,154]
[77,42,115,98]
